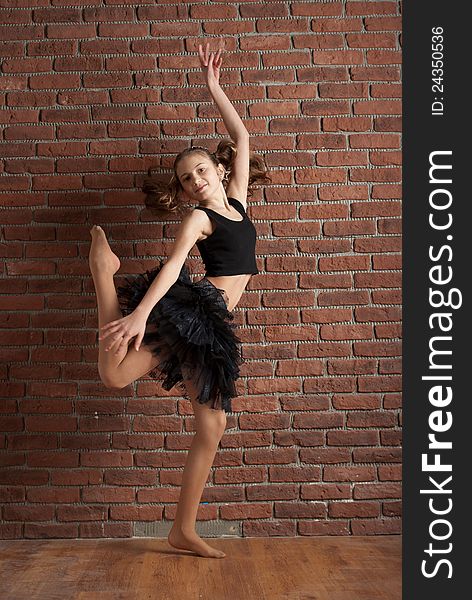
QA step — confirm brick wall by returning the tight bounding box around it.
[0,1,402,539]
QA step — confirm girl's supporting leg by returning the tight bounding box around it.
[89,225,161,388]
[168,377,227,559]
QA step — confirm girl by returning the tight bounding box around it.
[88,43,271,558]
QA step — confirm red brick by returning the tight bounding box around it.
[301,483,351,500]
[371,183,402,198]
[329,501,380,517]
[371,83,402,98]
[1,37,23,55]
[353,448,402,463]
[355,271,401,287]
[298,133,346,148]
[359,376,402,392]
[298,341,352,357]
[319,255,370,271]
[350,167,401,182]
[294,34,344,49]
[354,100,401,114]
[350,66,400,81]
[293,2,344,16]
[355,306,402,321]
[323,220,376,235]
[300,204,349,220]
[318,184,368,200]
[262,53,311,68]
[299,520,349,535]
[316,150,368,166]
[304,378,356,393]
[312,18,363,32]
[354,341,402,356]
[347,33,397,47]
[99,23,148,38]
[367,50,402,64]
[373,254,402,270]
[354,483,402,499]
[351,518,401,535]
[47,23,97,40]
[298,239,351,254]
[303,308,352,323]
[374,116,402,131]
[294,412,344,429]
[80,39,130,55]
[2,57,52,73]
[327,359,377,375]
[364,17,402,31]
[313,50,364,64]
[268,83,318,100]
[323,116,372,131]
[346,2,399,16]
[319,83,368,98]
[347,411,397,427]
[333,394,382,410]
[29,74,82,90]
[369,150,402,166]
[321,324,373,341]
[379,358,402,374]
[298,66,349,82]
[0,25,44,42]
[318,286,369,306]
[377,322,402,338]
[354,236,402,253]
[0,110,39,124]
[379,217,402,234]
[349,134,400,148]
[379,465,402,480]
[324,465,376,480]
[372,289,402,304]
[303,100,351,116]
[298,167,347,184]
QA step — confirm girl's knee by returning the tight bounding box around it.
[194,405,227,442]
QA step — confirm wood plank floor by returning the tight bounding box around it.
[0,536,401,600]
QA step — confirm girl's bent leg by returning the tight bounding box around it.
[89,226,160,388]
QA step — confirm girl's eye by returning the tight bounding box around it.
[184,167,205,181]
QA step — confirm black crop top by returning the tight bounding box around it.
[194,197,259,277]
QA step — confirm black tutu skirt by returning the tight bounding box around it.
[116,260,244,413]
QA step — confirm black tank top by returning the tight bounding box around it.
[194,197,259,277]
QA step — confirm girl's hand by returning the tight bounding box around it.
[98,310,148,354]
[198,42,223,87]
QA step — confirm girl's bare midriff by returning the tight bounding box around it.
[202,273,252,312]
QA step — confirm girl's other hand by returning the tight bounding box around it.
[198,42,223,87]
[98,310,148,354]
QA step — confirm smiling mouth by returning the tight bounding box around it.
[195,185,207,192]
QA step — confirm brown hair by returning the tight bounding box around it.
[142,138,272,218]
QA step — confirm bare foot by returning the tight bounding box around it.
[168,527,226,558]
[89,225,121,277]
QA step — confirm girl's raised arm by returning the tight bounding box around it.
[198,43,250,204]
[198,43,249,142]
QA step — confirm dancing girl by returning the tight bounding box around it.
[88,42,270,558]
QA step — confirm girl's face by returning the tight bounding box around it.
[176,154,223,202]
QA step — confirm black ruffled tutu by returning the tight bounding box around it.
[116,260,243,413]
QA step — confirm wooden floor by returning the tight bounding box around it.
[0,536,401,600]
